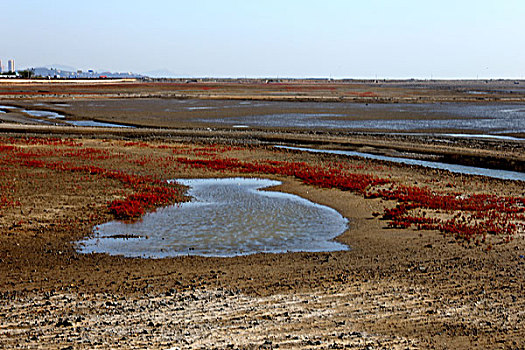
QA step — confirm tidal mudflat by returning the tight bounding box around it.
[0,80,524,349]
[195,102,525,134]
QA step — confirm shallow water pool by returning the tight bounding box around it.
[77,178,349,258]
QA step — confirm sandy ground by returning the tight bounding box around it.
[0,81,524,349]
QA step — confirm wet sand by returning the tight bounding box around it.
[0,80,524,349]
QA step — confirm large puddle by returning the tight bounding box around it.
[77,178,349,258]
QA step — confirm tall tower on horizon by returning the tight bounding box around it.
[8,59,15,73]
[0,59,3,73]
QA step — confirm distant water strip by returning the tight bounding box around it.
[276,146,525,181]
[64,120,133,128]
[388,132,524,141]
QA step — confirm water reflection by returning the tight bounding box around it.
[77,178,349,258]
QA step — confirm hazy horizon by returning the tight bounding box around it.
[2,0,524,79]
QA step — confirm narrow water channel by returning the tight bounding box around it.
[0,105,132,128]
[276,146,525,181]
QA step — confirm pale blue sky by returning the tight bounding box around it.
[1,0,524,78]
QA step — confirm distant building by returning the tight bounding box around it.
[0,59,2,73]
[7,59,15,73]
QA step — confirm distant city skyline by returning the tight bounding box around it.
[7,60,15,73]
[2,0,524,79]
[0,58,16,73]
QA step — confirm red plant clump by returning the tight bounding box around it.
[345,91,378,97]
[366,184,524,244]
[107,199,146,219]
[123,141,149,148]
[108,186,184,219]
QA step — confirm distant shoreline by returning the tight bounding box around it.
[0,79,524,103]
[0,78,137,84]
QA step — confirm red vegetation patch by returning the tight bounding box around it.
[345,91,378,97]
[172,157,388,193]
[109,186,183,219]
[0,136,522,246]
[0,137,185,221]
[366,185,524,244]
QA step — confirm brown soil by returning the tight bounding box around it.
[0,135,523,349]
[0,81,524,349]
